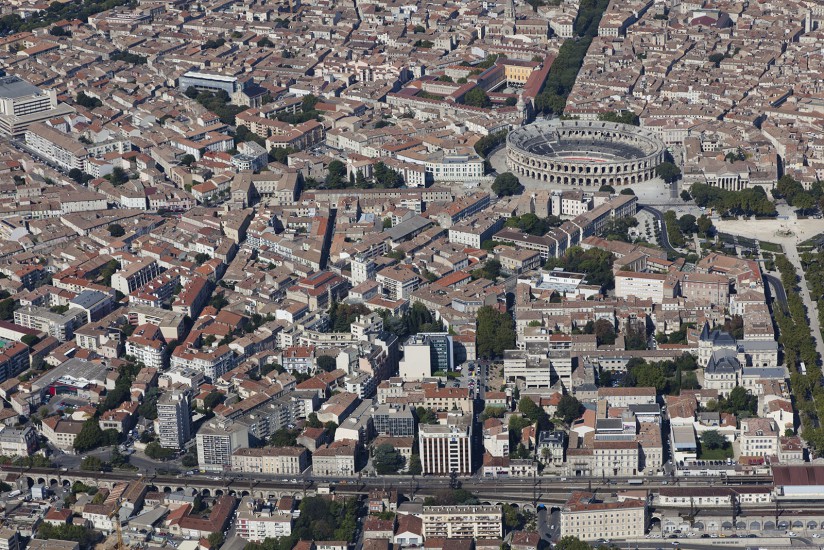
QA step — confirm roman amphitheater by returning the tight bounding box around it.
[506,119,666,186]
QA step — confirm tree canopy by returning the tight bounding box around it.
[108,224,125,238]
[474,130,508,158]
[476,306,516,358]
[464,88,491,108]
[597,111,639,126]
[492,172,522,197]
[690,182,776,217]
[545,246,615,290]
[557,395,583,424]
[701,430,726,450]
[504,213,561,236]
[655,161,681,183]
[74,419,105,452]
[593,319,616,346]
[373,444,405,474]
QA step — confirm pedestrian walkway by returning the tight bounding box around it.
[784,240,824,363]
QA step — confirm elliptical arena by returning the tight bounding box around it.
[506,120,666,187]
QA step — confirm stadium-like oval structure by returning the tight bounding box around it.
[506,119,666,186]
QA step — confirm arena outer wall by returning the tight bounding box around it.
[506,120,666,186]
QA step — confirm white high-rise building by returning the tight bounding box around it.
[418,412,473,475]
[156,390,191,450]
[196,419,250,472]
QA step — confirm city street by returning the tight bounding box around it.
[537,506,561,542]
[48,442,181,476]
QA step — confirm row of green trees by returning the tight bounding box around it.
[773,255,823,454]
[689,183,777,217]
[533,0,610,115]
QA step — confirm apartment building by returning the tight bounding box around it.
[0,426,37,457]
[69,290,113,323]
[231,447,309,474]
[483,418,510,458]
[172,277,213,318]
[0,342,31,385]
[0,528,21,550]
[25,122,87,172]
[419,412,473,475]
[493,228,557,261]
[196,420,250,472]
[398,333,453,380]
[597,387,657,408]
[567,440,640,477]
[40,416,84,452]
[421,505,503,539]
[496,247,542,275]
[560,492,646,541]
[312,441,358,476]
[281,346,316,374]
[179,72,243,95]
[421,385,473,413]
[535,431,566,466]
[739,418,779,458]
[156,390,191,450]
[703,350,740,397]
[170,339,235,380]
[372,403,416,437]
[503,350,552,388]
[552,190,593,217]
[376,265,421,301]
[13,306,87,342]
[127,305,187,341]
[436,192,492,225]
[424,150,485,182]
[111,258,162,296]
[125,324,167,369]
[614,271,675,302]
[448,217,505,249]
[235,496,293,543]
[129,269,181,308]
[679,272,730,306]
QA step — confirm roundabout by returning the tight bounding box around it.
[506,119,666,186]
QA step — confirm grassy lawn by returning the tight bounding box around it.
[759,241,783,253]
[697,446,733,460]
[433,370,460,379]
